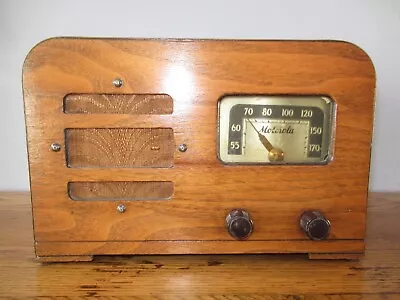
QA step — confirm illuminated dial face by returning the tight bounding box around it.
[218,96,335,164]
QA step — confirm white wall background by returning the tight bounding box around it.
[1,0,399,191]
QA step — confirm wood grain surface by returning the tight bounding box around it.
[1,192,399,299]
[22,39,375,257]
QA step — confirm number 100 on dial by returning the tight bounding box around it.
[218,96,336,165]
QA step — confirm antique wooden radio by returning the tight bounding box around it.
[22,38,375,262]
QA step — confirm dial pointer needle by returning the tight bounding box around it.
[247,119,274,151]
[247,119,284,162]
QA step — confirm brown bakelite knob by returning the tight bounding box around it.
[226,209,253,240]
[300,210,331,241]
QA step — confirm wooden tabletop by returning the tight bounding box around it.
[1,192,399,299]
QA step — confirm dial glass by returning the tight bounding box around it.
[218,96,335,165]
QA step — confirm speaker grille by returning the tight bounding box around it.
[64,94,173,114]
[65,128,174,168]
[68,181,174,201]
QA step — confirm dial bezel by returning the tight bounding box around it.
[217,95,336,165]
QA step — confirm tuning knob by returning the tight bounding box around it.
[226,209,253,240]
[300,210,331,241]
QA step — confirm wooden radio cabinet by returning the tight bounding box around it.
[22,38,375,262]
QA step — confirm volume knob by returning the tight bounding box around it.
[226,209,253,240]
[300,210,331,241]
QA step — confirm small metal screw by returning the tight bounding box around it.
[117,204,126,213]
[51,143,61,152]
[178,144,188,152]
[112,78,123,88]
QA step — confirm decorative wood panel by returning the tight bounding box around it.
[64,94,173,114]
[68,181,174,201]
[65,128,174,168]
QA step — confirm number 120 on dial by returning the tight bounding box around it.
[218,96,336,165]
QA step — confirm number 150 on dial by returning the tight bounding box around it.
[218,96,336,165]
